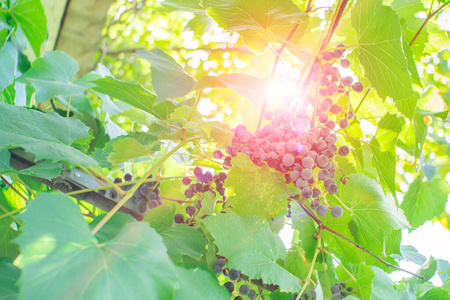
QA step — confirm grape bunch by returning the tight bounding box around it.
[113,173,162,213]
[213,258,259,299]
[174,167,228,225]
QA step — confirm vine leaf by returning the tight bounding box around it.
[0,150,62,180]
[10,0,47,57]
[162,0,213,34]
[0,191,20,258]
[173,266,230,300]
[224,153,298,218]
[0,258,20,299]
[0,49,15,92]
[0,103,96,167]
[15,193,179,300]
[18,51,86,103]
[90,76,177,120]
[339,173,410,255]
[102,132,161,164]
[202,212,301,293]
[401,175,449,229]
[418,287,450,299]
[369,113,404,197]
[371,266,400,300]
[89,213,136,244]
[352,0,418,119]
[203,0,308,53]
[135,49,197,100]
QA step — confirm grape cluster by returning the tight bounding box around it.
[214,258,259,299]
[113,173,162,213]
[291,283,354,300]
[174,167,228,225]
[223,110,348,217]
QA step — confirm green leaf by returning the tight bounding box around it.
[418,288,450,300]
[89,213,136,244]
[340,174,410,254]
[0,103,96,166]
[158,224,207,262]
[401,175,449,229]
[369,113,404,196]
[15,193,179,300]
[91,76,177,120]
[413,107,448,158]
[408,257,437,289]
[371,266,400,300]
[18,51,86,103]
[0,191,20,258]
[225,153,298,218]
[353,263,375,300]
[102,132,161,164]
[400,245,427,265]
[173,266,229,299]
[161,0,213,34]
[203,0,306,32]
[0,49,15,92]
[135,49,197,100]
[352,0,418,119]
[10,0,47,57]
[0,150,62,180]
[202,212,300,293]
[0,257,20,300]
[144,204,177,230]
[291,201,317,260]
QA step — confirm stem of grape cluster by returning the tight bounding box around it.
[296,234,322,300]
[91,136,200,235]
[298,202,425,280]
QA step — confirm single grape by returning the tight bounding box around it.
[186,205,196,216]
[264,110,273,120]
[213,150,224,159]
[330,283,342,294]
[239,284,250,295]
[320,100,331,112]
[194,183,204,192]
[352,82,363,93]
[147,191,157,200]
[290,170,301,181]
[320,76,330,86]
[214,258,227,273]
[330,104,342,114]
[341,76,353,86]
[318,169,330,181]
[113,177,123,184]
[224,281,234,293]
[148,200,159,209]
[327,184,338,195]
[323,149,334,159]
[193,167,203,176]
[174,213,184,224]
[124,173,133,182]
[310,199,321,210]
[228,269,240,280]
[323,51,334,61]
[317,204,329,216]
[219,171,227,181]
[324,178,336,187]
[331,294,343,300]
[340,58,350,68]
[282,153,295,167]
[327,82,338,96]
[195,200,202,210]
[333,49,343,58]
[331,206,343,218]
[315,140,327,151]
[316,155,329,168]
[301,168,314,180]
[339,119,349,129]
[347,110,354,119]
[306,150,318,160]
[312,188,321,198]
[235,124,247,135]
[346,287,353,292]
[325,120,336,130]
[319,113,330,124]
[339,145,350,156]
[138,201,147,213]
[139,183,152,196]
[302,156,315,169]
[247,289,257,299]
[302,187,313,198]
[182,177,191,186]
[296,178,308,189]
[306,132,317,144]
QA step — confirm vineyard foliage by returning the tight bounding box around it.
[1,0,450,299]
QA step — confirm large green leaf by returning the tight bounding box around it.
[369,113,404,196]
[15,193,179,300]
[0,257,20,300]
[91,76,177,120]
[352,0,418,119]
[371,266,400,300]
[102,132,161,164]
[0,103,96,167]
[401,175,449,229]
[173,266,229,300]
[202,212,300,293]
[158,224,207,262]
[418,287,450,300]
[0,150,62,180]
[18,51,86,103]
[353,264,375,300]
[225,153,298,218]
[135,49,197,100]
[0,49,15,92]
[340,174,410,254]
[10,0,47,57]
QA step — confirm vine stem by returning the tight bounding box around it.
[319,248,357,282]
[66,95,71,117]
[296,233,322,300]
[409,0,450,47]
[0,203,23,227]
[1,175,28,202]
[305,0,313,13]
[298,202,425,280]
[353,88,371,114]
[13,174,36,198]
[257,23,300,130]
[91,136,200,235]
[0,207,26,221]
[188,90,203,121]
[87,166,126,196]
[161,196,194,204]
